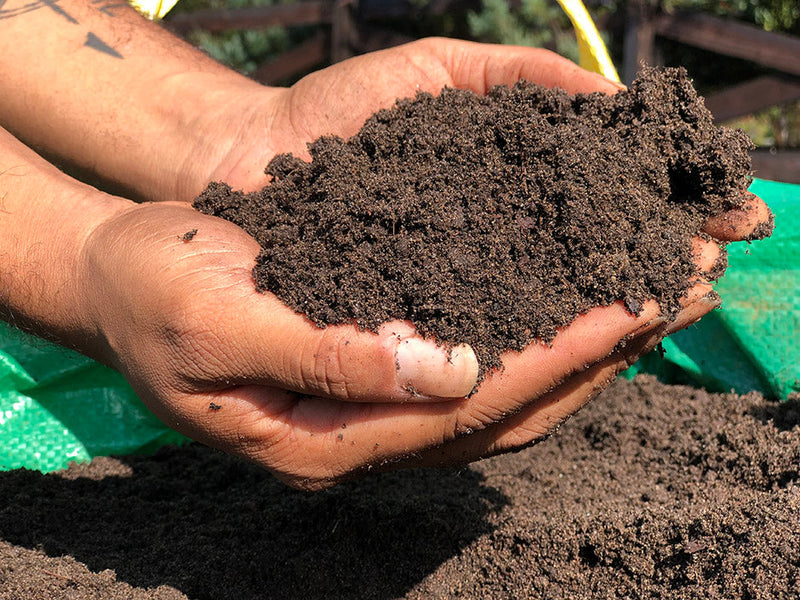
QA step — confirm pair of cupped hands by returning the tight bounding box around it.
[82,39,770,490]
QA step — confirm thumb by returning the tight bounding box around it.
[207,292,479,402]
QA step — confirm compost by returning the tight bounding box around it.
[194,67,761,372]
[2,377,798,599]
[0,68,788,600]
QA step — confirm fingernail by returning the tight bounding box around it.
[629,315,668,337]
[604,76,627,91]
[699,290,722,308]
[395,337,479,399]
[665,291,722,335]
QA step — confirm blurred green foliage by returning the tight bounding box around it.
[171,0,311,74]
[467,0,578,61]
[662,0,800,33]
[732,105,800,149]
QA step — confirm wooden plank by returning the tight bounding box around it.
[165,2,330,35]
[331,0,356,64]
[622,0,656,85]
[356,26,415,54]
[705,75,800,122]
[357,0,479,19]
[750,149,800,185]
[251,31,328,85]
[356,0,411,18]
[654,12,800,77]
[426,0,481,14]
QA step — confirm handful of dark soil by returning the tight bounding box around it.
[194,67,761,373]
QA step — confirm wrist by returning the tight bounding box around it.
[0,175,132,357]
[0,0,284,205]
[149,73,285,202]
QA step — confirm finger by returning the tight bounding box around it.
[463,299,662,416]
[692,236,724,279]
[462,279,715,424]
[427,37,625,95]
[702,192,773,241]
[409,345,653,469]
[488,286,720,454]
[402,286,722,469]
[210,297,479,402]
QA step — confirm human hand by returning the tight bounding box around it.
[195,37,628,197]
[0,12,771,491]
[80,37,769,489]
[79,190,770,489]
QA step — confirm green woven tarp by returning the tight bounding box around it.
[1,178,798,472]
[626,178,800,398]
[0,324,186,472]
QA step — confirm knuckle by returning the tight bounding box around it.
[299,330,351,397]
[300,328,380,399]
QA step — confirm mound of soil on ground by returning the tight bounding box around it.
[1,376,798,599]
[194,67,758,372]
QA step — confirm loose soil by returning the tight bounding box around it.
[195,67,759,372]
[2,376,799,599]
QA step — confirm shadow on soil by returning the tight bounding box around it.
[748,394,800,432]
[0,444,507,599]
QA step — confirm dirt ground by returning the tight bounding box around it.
[1,374,798,599]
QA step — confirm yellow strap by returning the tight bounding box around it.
[128,0,179,20]
[555,0,620,82]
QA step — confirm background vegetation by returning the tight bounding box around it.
[169,0,800,148]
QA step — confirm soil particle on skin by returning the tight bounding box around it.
[1,377,799,599]
[181,229,198,242]
[746,211,776,241]
[194,67,767,373]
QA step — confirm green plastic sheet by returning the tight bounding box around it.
[626,178,800,398]
[0,323,186,472]
[1,178,798,473]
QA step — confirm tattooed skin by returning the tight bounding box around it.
[0,0,127,57]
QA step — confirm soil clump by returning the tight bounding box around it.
[195,67,760,372]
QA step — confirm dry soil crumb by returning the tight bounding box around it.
[194,67,762,373]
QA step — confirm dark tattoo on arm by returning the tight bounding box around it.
[91,0,128,17]
[1,0,126,58]
[0,0,77,23]
[85,30,122,57]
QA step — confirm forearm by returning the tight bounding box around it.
[0,0,276,202]
[0,126,128,350]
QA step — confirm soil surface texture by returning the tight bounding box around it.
[195,67,758,371]
[1,376,799,599]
